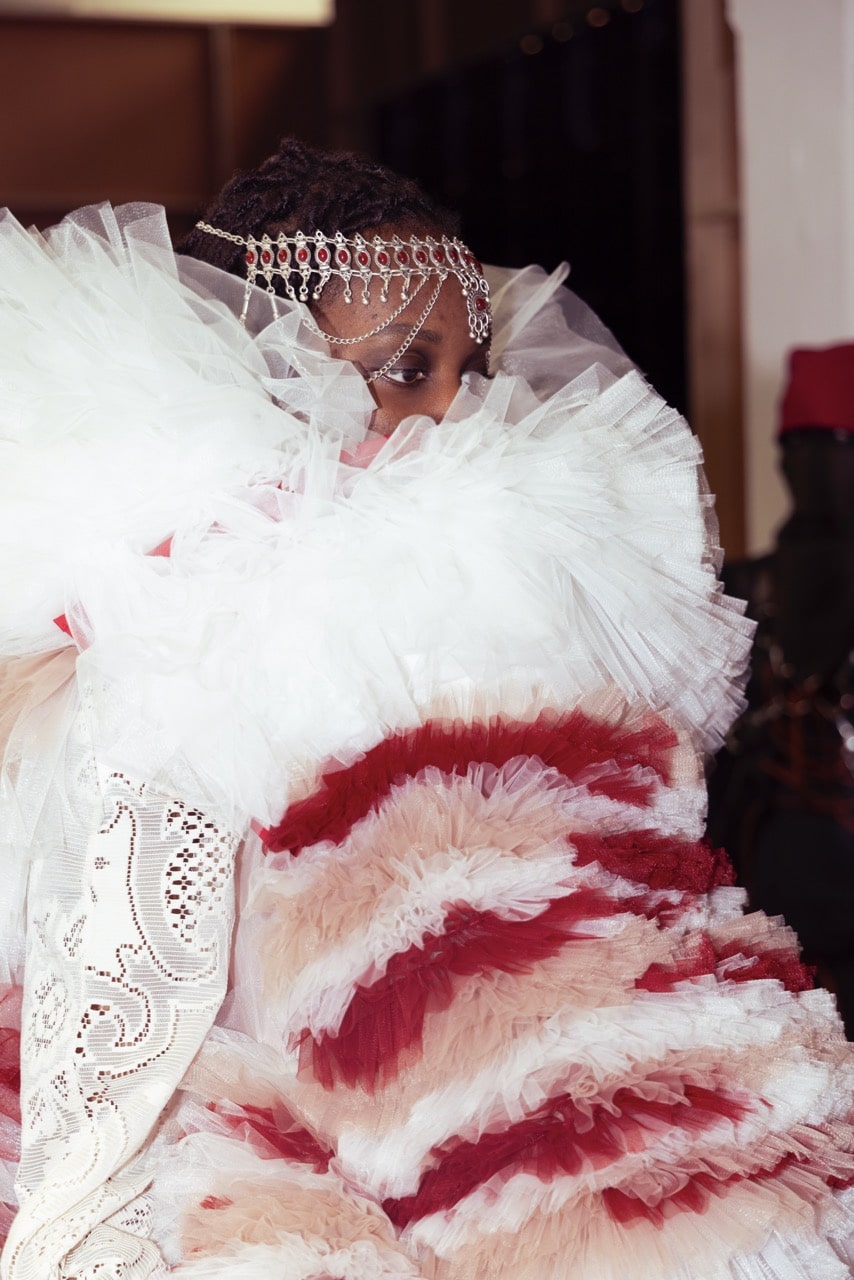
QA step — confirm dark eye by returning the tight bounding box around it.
[380,366,428,386]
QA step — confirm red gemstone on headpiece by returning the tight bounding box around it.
[260,249,273,266]
[414,249,428,265]
[277,248,290,265]
[433,247,446,264]
[245,249,257,266]
[447,246,459,265]
[475,296,488,313]
[336,247,351,265]
[357,250,370,267]
[316,246,330,264]
[296,247,310,264]
[396,249,410,266]
[376,250,390,267]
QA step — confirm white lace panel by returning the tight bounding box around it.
[1,770,237,1280]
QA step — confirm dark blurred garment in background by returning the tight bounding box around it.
[708,344,854,1034]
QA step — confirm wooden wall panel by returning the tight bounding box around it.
[0,17,329,234]
[229,25,329,171]
[0,21,212,211]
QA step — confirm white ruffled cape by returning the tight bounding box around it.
[0,202,750,838]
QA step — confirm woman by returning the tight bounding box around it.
[0,139,852,1279]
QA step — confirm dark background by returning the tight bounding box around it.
[377,0,684,410]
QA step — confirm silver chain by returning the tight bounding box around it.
[364,280,443,382]
[302,276,428,346]
[195,221,246,245]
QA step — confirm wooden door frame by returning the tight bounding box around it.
[681,0,745,559]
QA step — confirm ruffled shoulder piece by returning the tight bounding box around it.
[0,203,752,828]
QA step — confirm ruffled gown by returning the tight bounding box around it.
[0,204,851,1280]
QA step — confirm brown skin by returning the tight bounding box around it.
[310,227,489,436]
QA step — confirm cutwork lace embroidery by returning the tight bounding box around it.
[2,772,238,1280]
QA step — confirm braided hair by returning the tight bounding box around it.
[181,138,459,302]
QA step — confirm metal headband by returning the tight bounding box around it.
[194,221,491,344]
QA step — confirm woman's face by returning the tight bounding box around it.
[310,235,489,436]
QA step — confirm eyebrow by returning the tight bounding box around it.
[364,324,442,346]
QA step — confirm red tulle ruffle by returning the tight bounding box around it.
[570,831,734,894]
[300,888,623,1092]
[265,711,678,856]
[214,1102,332,1172]
[383,1081,750,1227]
[636,932,814,994]
[604,1139,854,1227]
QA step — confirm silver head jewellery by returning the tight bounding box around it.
[194,221,491,380]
